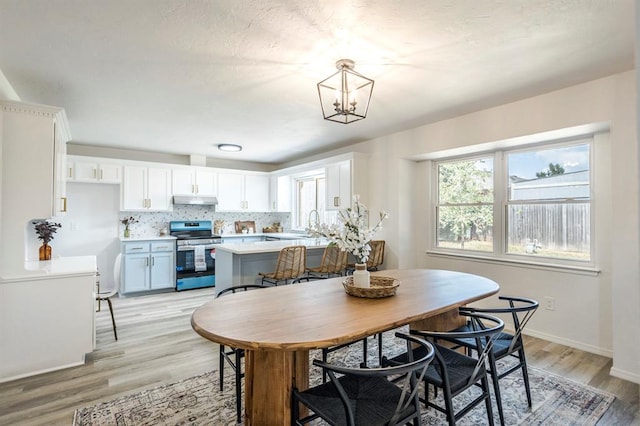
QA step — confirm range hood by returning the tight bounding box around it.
[172,195,218,206]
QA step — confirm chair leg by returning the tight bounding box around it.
[321,348,329,382]
[488,355,505,426]
[361,338,368,368]
[106,298,117,341]
[235,350,243,423]
[377,333,383,366]
[219,345,225,391]
[442,385,456,426]
[519,348,533,407]
[481,375,495,426]
[291,389,300,425]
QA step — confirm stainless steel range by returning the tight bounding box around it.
[170,220,222,291]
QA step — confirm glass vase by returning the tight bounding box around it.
[39,243,52,261]
[124,227,130,238]
[352,263,370,288]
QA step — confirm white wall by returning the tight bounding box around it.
[294,71,640,383]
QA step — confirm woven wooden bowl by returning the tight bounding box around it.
[342,276,400,298]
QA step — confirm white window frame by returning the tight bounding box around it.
[292,171,325,231]
[428,137,598,274]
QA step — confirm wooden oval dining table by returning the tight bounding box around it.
[191,268,500,425]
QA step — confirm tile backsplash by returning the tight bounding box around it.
[119,205,290,237]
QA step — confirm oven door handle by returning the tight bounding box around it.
[177,245,217,251]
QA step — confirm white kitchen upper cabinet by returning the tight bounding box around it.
[269,175,292,212]
[217,171,245,211]
[325,161,351,210]
[172,167,217,196]
[69,157,121,184]
[122,166,172,211]
[244,174,270,212]
[147,167,172,210]
[217,171,269,212]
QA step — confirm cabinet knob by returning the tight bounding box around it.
[61,197,67,212]
[334,196,340,207]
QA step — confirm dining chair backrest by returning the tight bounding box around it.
[460,295,539,354]
[294,332,435,426]
[272,245,307,280]
[414,311,505,387]
[216,284,269,298]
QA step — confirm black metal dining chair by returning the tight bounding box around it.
[216,284,268,423]
[385,311,505,426]
[292,332,435,426]
[448,296,539,425]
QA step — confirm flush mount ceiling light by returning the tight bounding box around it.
[217,144,242,152]
[317,59,374,124]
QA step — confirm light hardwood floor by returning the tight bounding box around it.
[0,288,638,425]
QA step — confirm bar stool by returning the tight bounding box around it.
[96,253,121,341]
[305,245,348,279]
[258,245,307,285]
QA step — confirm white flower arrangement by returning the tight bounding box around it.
[307,195,388,263]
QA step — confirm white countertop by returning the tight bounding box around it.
[119,235,177,242]
[215,238,329,255]
[220,232,312,240]
[1,256,98,283]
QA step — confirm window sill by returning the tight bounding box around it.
[426,250,601,276]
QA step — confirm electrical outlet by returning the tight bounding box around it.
[544,296,555,311]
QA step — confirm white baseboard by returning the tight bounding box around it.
[609,367,640,385]
[524,328,613,358]
[0,359,85,384]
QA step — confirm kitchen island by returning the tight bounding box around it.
[214,239,329,293]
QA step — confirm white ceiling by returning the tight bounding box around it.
[0,1,635,165]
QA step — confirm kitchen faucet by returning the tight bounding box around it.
[308,209,320,228]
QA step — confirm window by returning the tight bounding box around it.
[433,138,592,265]
[294,174,326,230]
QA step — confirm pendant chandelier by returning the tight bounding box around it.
[317,59,374,124]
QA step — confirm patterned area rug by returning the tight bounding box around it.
[74,332,614,426]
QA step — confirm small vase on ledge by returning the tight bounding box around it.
[353,263,370,288]
[124,226,130,238]
[39,243,52,261]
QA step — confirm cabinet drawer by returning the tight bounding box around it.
[123,243,150,253]
[151,242,174,252]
